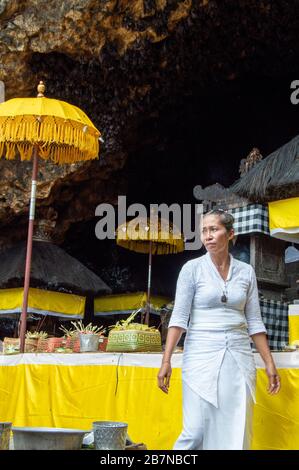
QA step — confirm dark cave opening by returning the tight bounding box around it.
[123,73,299,204]
[62,71,299,298]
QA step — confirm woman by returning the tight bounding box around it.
[157,209,280,450]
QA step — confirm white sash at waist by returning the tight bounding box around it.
[189,307,247,331]
[182,312,256,407]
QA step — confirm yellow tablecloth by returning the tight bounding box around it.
[0,352,298,449]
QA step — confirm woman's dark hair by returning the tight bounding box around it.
[204,209,234,233]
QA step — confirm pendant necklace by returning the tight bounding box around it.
[221,280,228,303]
[210,255,230,303]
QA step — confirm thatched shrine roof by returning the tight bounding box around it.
[230,135,299,202]
[0,240,111,296]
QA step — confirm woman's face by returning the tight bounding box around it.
[201,215,234,254]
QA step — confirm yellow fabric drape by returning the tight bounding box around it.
[94,292,170,316]
[0,355,298,449]
[288,305,299,345]
[268,197,299,243]
[0,363,182,449]
[252,369,299,450]
[0,287,85,318]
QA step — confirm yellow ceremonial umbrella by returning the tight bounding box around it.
[0,81,101,351]
[116,215,184,324]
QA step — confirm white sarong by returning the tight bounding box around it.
[174,347,254,450]
[174,318,256,450]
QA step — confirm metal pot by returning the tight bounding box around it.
[79,333,99,352]
[93,421,128,450]
[12,427,88,450]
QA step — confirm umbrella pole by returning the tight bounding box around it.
[145,240,152,325]
[19,147,38,352]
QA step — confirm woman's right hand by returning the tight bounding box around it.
[157,362,172,394]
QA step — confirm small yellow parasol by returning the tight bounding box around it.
[116,214,184,324]
[0,81,101,351]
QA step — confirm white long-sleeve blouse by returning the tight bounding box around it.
[168,253,267,406]
[168,252,266,336]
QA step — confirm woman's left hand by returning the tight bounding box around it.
[265,362,281,395]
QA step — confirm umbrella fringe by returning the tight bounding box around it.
[0,116,100,164]
[117,239,184,255]
[116,217,185,254]
[4,142,16,159]
[117,229,184,242]
[17,144,33,161]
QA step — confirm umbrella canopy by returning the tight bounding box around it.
[116,216,184,324]
[0,95,100,164]
[230,135,299,202]
[0,241,111,296]
[116,216,185,254]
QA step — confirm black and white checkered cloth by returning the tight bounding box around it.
[230,204,269,236]
[260,299,289,350]
[229,205,288,349]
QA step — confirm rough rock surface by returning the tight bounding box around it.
[0,0,299,251]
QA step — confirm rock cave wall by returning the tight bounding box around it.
[0,0,299,294]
